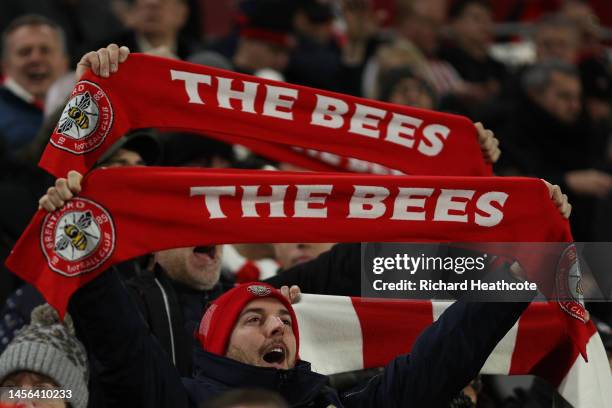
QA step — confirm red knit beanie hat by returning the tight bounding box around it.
[197,283,300,356]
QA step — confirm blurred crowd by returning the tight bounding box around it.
[0,0,611,407]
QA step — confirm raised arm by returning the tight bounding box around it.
[342,297,530,408]
[41,171,190,408]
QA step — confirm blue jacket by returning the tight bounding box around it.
[0,87,42,152]
[69,266,530,408]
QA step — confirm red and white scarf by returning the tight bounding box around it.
[39,54,491,177]
[7,168,569,314]
[10,54,606,405]
[294,295,611,408]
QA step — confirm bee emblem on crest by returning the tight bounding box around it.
[41,197,115,277]
[57,92,99,139]
[50,81,113,154]
[54,211,99,260]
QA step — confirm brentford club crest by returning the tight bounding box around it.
[50,80,113,154]
[556,244,587,323]
[40,198,115,277]
[247,285,272,297]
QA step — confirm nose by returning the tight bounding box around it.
[265,315,285,336]
[26,47,45,64]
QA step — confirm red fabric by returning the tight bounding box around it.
[6,167,570,316]
[198,283,299,356]
[239,27,293,47]
[352,298,433,368]
[235,260,262,283]
[344,299,598,394]
[38,54,491,178]
[349,298,592,378]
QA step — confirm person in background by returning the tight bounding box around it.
[533,14,579,65]
[496,60,611,240]
[273,243,335,271]
[0,130,162,355]
[100,0,199,60]
[0,304,89,408]
[0,14,68,153]
[438,0,506,114]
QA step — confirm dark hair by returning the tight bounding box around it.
[201,388,288,408]
[377,66,437,105]
[1,14,67,59]
[448,0,492,20]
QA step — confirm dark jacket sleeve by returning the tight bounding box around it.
[341,300,530,408]
[68,270,191,408]
[264,243,361,296]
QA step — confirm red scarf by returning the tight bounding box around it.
[39,54,491,178]
[7,168,569,309]
[294,295,609,407]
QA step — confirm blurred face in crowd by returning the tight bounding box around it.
[294,11,334,44]
[273,243,334,270]
[1,371,66,407]
[532,71,582,124]
[388,77,435,109]
[130,0,188,40]
[226,297,297,370]
[398,10,443,56]
[234,38,290,73]
[2,24,68,100]
[452,3,494,51]
[155,246,223,290]
[535,25,578,64]
[561,0,601,49]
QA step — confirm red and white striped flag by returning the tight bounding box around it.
[294,294,612,408]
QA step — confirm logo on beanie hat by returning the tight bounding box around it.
[51,80,113,155]
[247,284,272,296]
[40,198,115,277]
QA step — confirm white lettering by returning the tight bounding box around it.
[391,188,434,220]
[311,95,349,128]
[241,185,288,217]
[171,70,211,104]
[433,189,475,223]
[385,113,422,148]
[418,124,450,156]
[348,186,389,219]
[217,77,259,113]
[475,192,509,227]
[190,186,236,219]
[349,103,387,138]
[263,85,298,120]
[294,185,333,218]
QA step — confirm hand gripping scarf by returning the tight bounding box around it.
[38,54,491,178]
[6,168,592,354]
[8,168,569,311]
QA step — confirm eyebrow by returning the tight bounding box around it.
[239,307,291,319]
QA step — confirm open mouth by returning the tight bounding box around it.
[262,346,286,365]
[26,71,49,82]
